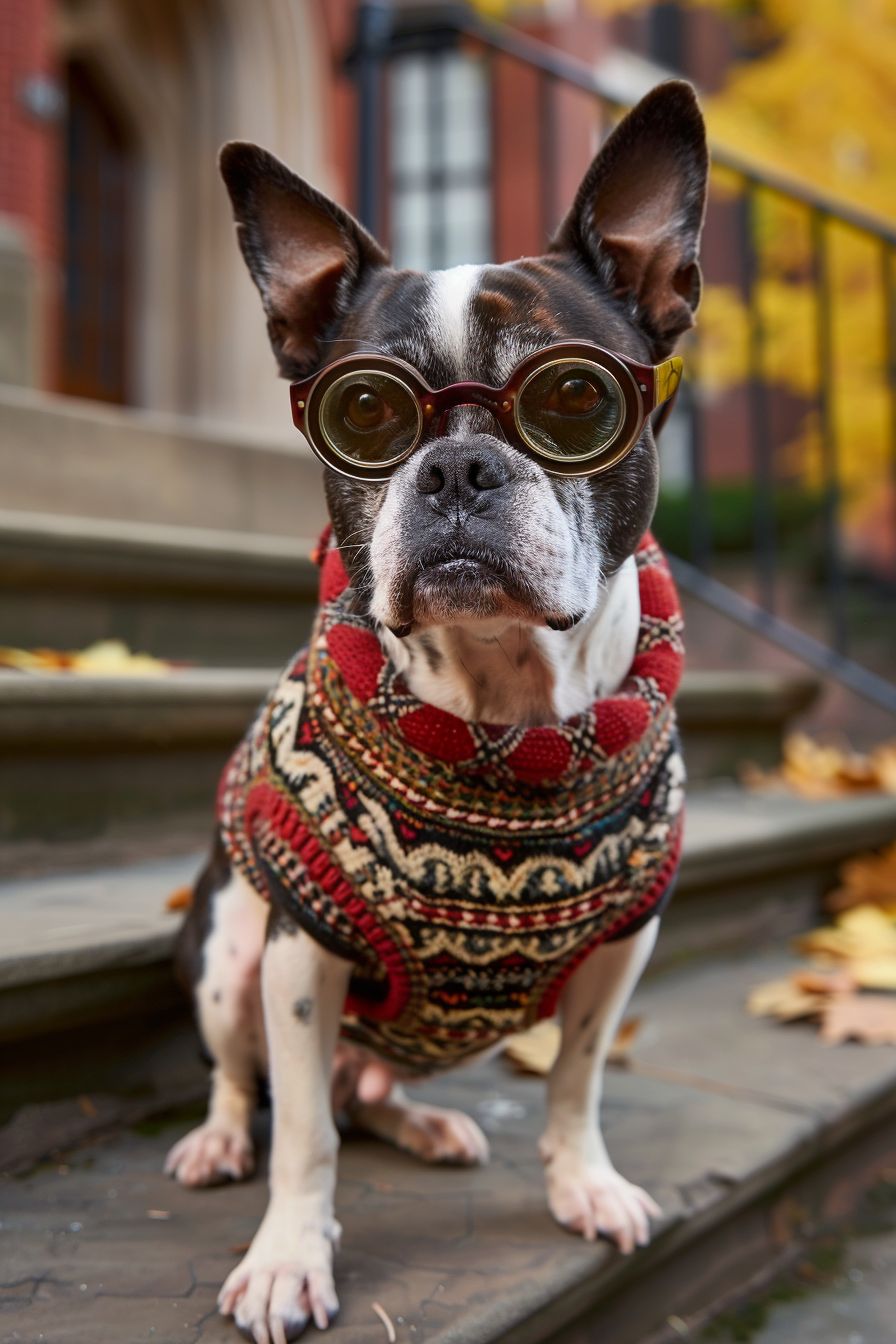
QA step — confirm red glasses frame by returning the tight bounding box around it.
[289,341,683,482]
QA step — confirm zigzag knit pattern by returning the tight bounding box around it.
[218,530,686,1073]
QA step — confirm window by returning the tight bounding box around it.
[389,51,492,270]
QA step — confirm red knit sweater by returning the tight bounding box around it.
[218,531,685,1073]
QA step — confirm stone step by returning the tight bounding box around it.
[0,387,326,534]
[0,507,319,669]
[3,941,896,1344]
[0,509,820,753]
[3,786,895,1049]
[0,661,821,851]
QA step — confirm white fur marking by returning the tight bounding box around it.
[427,264,485,377]
[385,554,640,724]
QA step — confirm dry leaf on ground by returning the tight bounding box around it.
[504,1019,560,1073]
[820,993,896,1045]
[608,1015,642,1064]
[871,744,896,793]
[748,967,858,1023]
[0,640,171,677]
[503,1015,641,1074]
[795,904,896,967]
[749,900,896,1044]
[846,957,896,991]
[825,843,896,916]
[165,885,193,912]
[0,646,74,671]
[791,968,856,995]
[747,977,828,1022]
[744,733,896,799]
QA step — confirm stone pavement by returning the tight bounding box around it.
[4,949,896,1344]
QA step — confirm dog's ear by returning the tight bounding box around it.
[219,142,388,378]
[550,81,708,356]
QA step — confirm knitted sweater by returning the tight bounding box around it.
[218,531,685,1073]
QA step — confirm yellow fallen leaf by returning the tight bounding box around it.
[71,640,169,677]
[746,734,896,800]
[0,646,74,671]
[848,958,896,992]
[747,977,826,1022]
[871,745,896,794]
[825,843,896,916]
[791,968,855,995]
[503,1015,641,1074]
[796,905,896,963]
[0,640,171,677]
[504,1018,560,1074]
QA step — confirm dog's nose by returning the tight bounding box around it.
[415,439,510,510]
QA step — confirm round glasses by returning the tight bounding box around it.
[290,342,682,482]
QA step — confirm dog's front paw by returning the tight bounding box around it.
[395,1102,491,1165]
[219,1213,341,1341]
[164,1122,254,1187]
[542,1149,661,1254]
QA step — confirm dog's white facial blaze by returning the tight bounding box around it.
[427,264,484,376]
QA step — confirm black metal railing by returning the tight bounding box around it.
[348,0,896,716]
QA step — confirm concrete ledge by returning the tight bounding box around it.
[677,669,820,780]
[3,948,896,1342]
[0,507,319,594]
[0,667,817,755]
[0,669,275,749]
[0,383,326,533]
[0,508,321,667]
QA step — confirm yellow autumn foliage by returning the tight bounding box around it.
[470,0,896,520]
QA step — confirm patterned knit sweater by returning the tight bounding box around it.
[218,531,685,1073]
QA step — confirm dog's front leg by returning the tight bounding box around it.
[540,918,661,1254]
[219,919,351,1340]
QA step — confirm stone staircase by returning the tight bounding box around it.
[2,392,896,1343]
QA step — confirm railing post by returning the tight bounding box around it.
[741,183,778,617]
[354,0,393,238]
[811,209,849,655]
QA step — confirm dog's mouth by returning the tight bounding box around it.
[416,547,518,616]
[384,545,582,636]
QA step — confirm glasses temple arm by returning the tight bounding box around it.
[652,356,683,411]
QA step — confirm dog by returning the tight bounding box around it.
[166,80,707,1341]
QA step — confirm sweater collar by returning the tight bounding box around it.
[307,528,683,792]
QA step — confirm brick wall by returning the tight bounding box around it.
[0,0,62,384]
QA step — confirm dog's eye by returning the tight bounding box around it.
[552,375,603,416]
[345,386,390,430]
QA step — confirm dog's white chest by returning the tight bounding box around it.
[387,555,640,724]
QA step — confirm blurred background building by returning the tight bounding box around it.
[1,0,737,426]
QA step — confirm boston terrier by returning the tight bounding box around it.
[166,80,707,1341]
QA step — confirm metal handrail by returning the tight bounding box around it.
[351,0,896,718]
[406,4,896,248]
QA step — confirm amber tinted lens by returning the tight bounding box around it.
[516,360,626,461]
[318,371,421,467]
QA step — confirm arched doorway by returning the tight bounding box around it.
[56,0,329,424]
[58,60,134,404]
